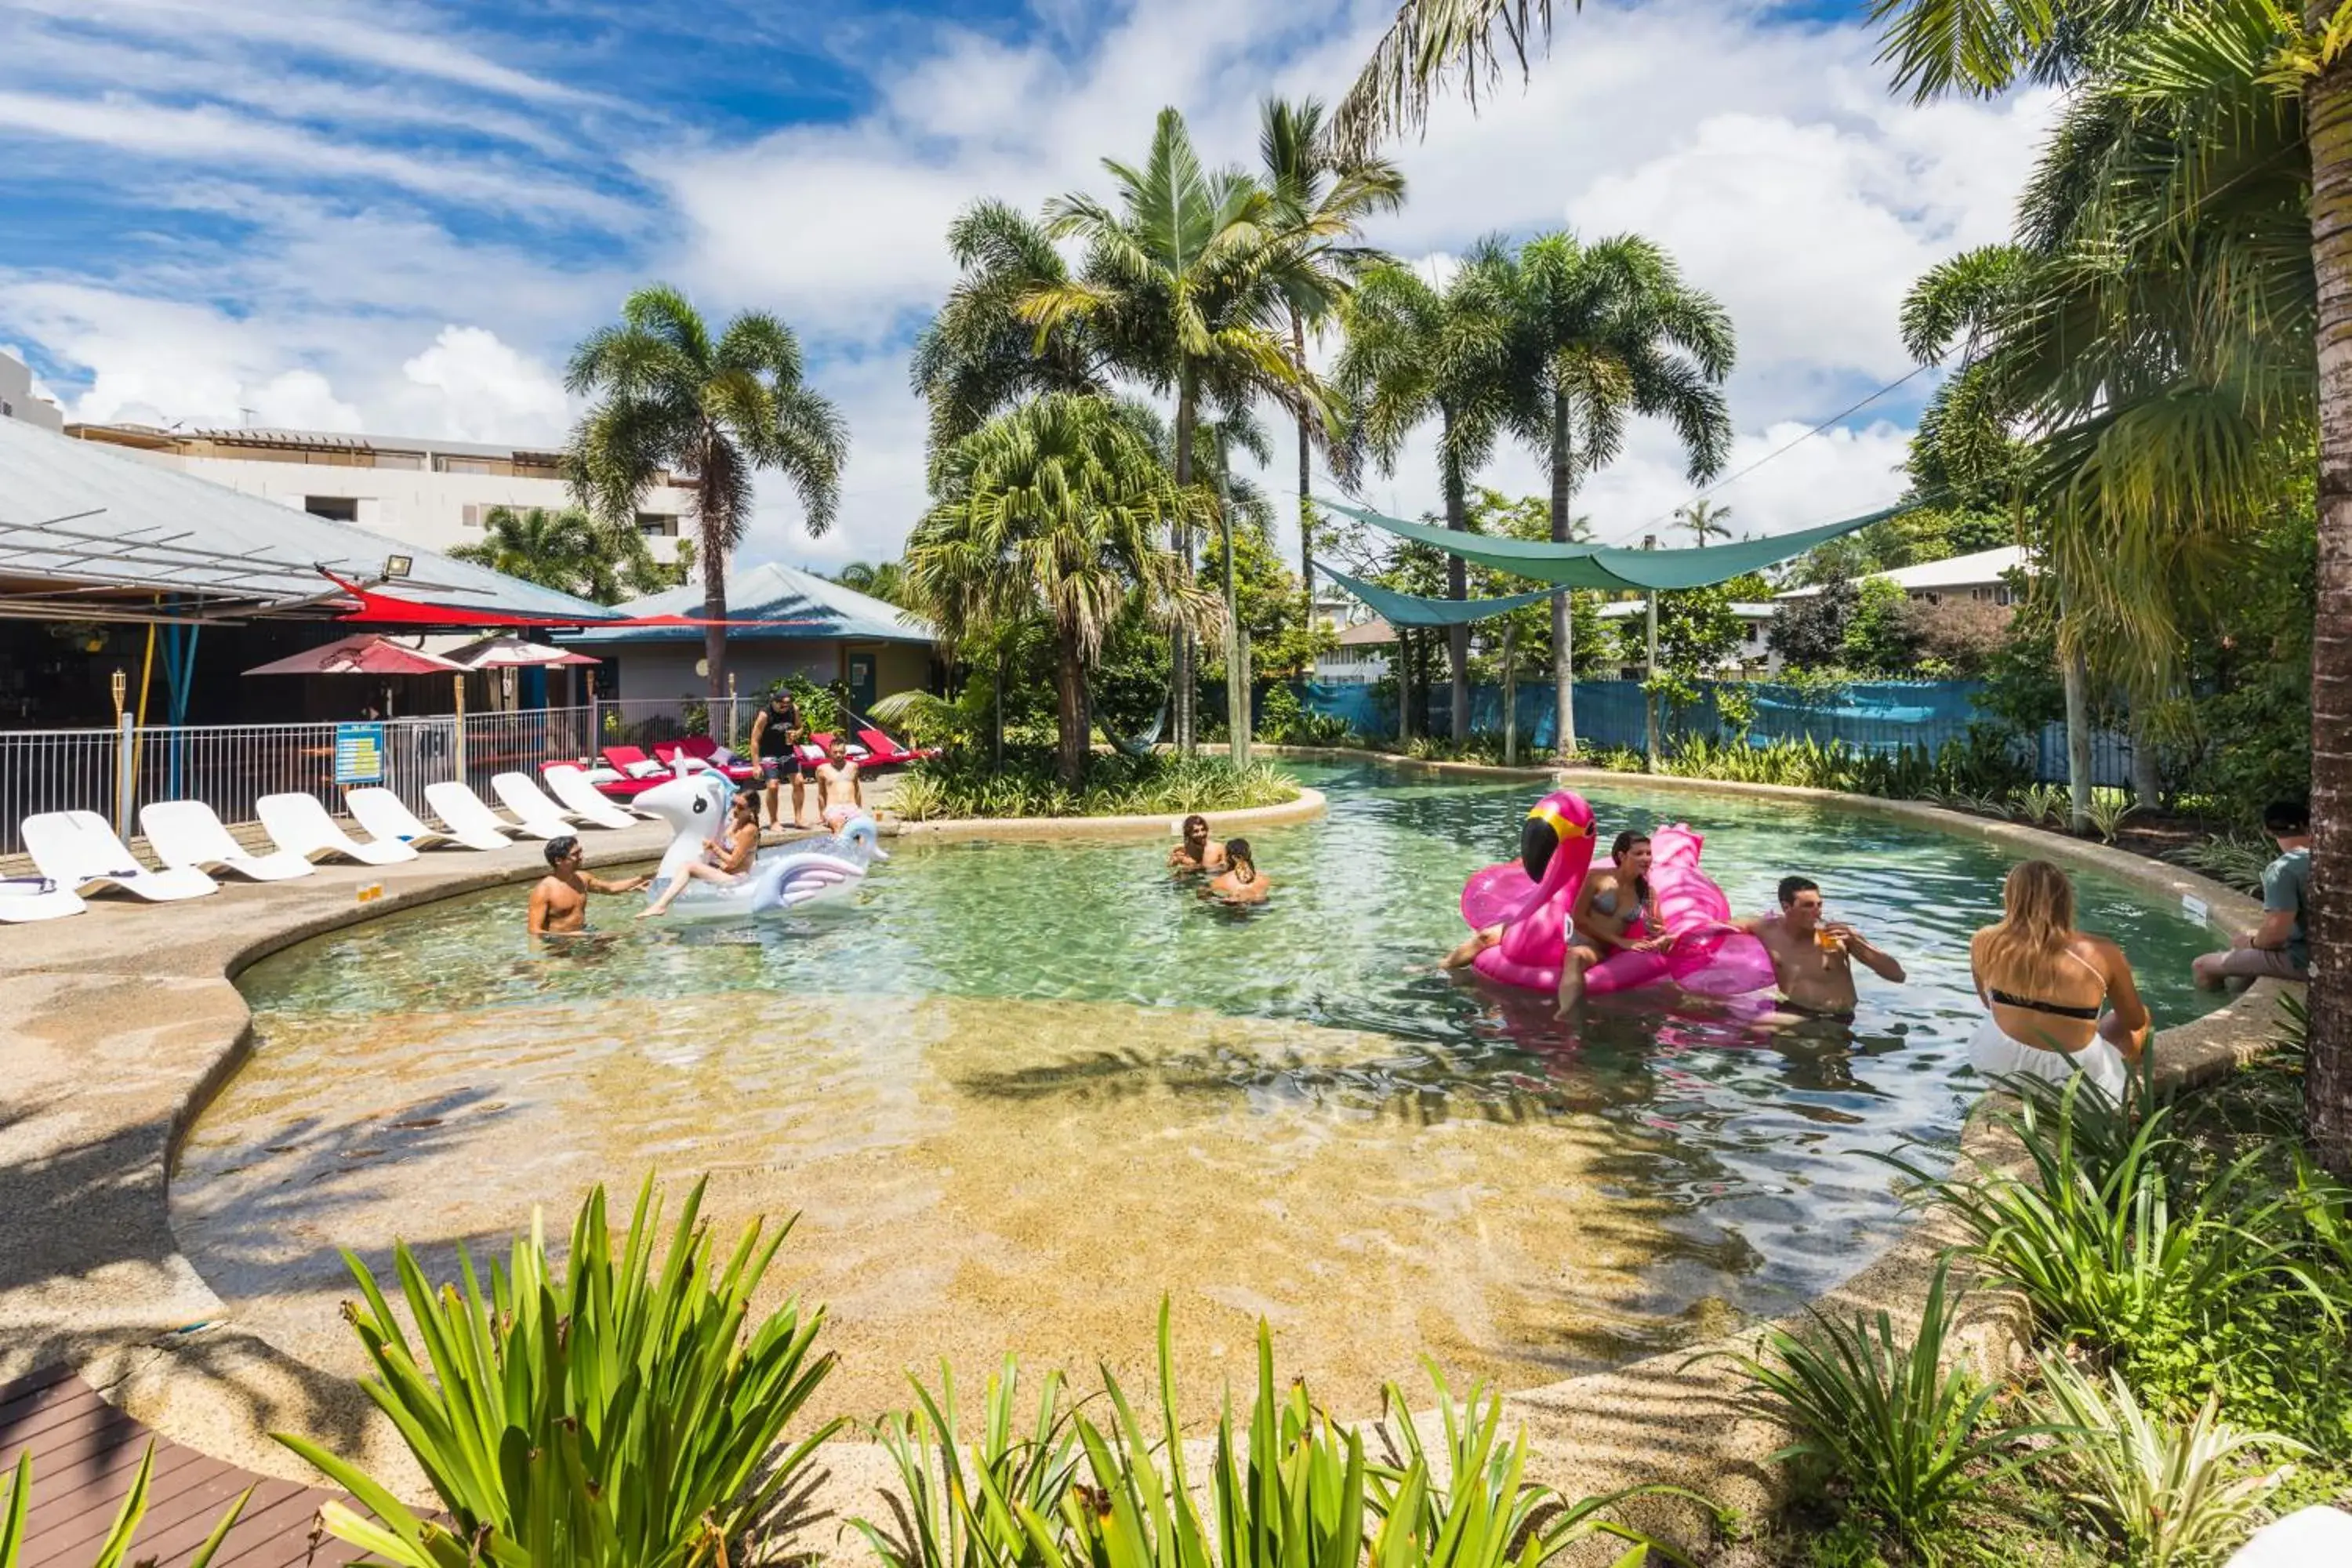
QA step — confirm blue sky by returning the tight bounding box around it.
[0,1,2057,570]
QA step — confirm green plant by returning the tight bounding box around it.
[855,1359,1082,1568]
[2168,833,2277,899]
[2,1446,248,1568]
[1700,1263,2041,1549]
[2032,1354,2305,1566]
[897,749,1298,819]
[2083,787,2141,844]
[1884,1083,2318,1406]
[277,1174,841,1568]
[1374,1366,1710,1568]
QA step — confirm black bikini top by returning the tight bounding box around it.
[1988,989,2102,1022]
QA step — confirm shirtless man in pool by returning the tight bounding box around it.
[527,835,652,935]
[1734,875,1906,1019]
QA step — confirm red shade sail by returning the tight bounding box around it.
[326,573,824,630]
[244,634,466,676]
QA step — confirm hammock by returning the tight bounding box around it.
[1092,686,1169,758]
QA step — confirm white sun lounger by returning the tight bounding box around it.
[492,771,590,836]
[256,792,419,866]
[0,877,86,923]
[347,787,470,852]
[423,781,531,846]
[20,811,219,901]
[542,764,644,829]
[140,800,314,882]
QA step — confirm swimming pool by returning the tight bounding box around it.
[177,760,2225,1424]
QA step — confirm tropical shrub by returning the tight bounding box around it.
[855,1359,1080,1568]
[1257,683,1350,746]
[2167,833,2277,898]
[2,1446,248,1568]
[889,750,1298,821]
[2032,1355,2304,1566]
[852,1308,1698,1568]
[1703,1263,2038,1548]
[277,1175,840,1568]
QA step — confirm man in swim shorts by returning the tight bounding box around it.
[814,739,862,817]
[2192,799,2311,989]
[1736,876,1907,1018]
[527,835,652,935]
[748,689,807,830]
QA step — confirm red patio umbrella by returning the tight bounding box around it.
[244,634,466,676]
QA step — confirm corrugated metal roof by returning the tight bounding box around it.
[563,560,935,645]
[72,422,565,462]
[0,415,616,621]
[1777,545,2030,600]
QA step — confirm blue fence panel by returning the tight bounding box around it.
[1304,677,2136,787]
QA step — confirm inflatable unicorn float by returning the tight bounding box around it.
[633,771,885,922]
[1460,789,1777,997]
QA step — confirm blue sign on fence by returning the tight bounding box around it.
[333,722,387,786]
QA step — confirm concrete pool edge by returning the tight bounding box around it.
[0,768,2287,1557]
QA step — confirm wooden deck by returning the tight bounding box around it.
[0,1364,347,1568]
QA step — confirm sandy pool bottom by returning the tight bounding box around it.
[173,992,1737,1427]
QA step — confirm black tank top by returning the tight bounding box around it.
[756,704,799,757]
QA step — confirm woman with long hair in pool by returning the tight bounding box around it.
[1969,858,2150,1098]
[1205,839,1270,905]
[1557,829,1670,1017]
[1169,813,1229,875]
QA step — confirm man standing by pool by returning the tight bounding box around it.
[748,688,808,832]
[2192,800,2311,989]
[1736,876,1907,1019]
[528,836,653,935]
[814,738,862,820]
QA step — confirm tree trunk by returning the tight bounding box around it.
[1173,381,1198,754]
[699,472,728,701]
[1398,629,1418,742]
[2061,639,2093,835]
[1221,495,1249,767]
[2306,33,2352,1171]
[1054,622,1087,789]
[1549,391,1577,758]
[1294,309,1315,623]
[1502,619,1518,767]
[2129,699,2163,808]
[1444,448,1470,744]
[990,653,1004,771]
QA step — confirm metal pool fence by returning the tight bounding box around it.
[1299,677,2138,787]
[0,705,615,858]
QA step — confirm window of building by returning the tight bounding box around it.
[461,503,486,528]
[636,513,681,538]
[1995,586,2013,607]
[1744,622,1759,643]
[374,451,424,470]
[305,496,359,522]
[435,455,498,474]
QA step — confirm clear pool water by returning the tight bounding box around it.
[179,760,2225,1424]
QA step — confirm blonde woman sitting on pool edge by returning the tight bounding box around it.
[1968,858,2151,1098]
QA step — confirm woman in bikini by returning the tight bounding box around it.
[1558,830,1670,1017]
[1967,859,2151,1098]
[639,793,762,919]
[1205,839,1270,905]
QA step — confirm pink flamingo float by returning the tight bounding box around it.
[1459,789,1777,998]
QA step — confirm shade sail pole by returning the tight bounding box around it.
[1644,535,1661,768]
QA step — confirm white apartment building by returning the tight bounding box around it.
[63,422,695,559]
[0,349,65,433]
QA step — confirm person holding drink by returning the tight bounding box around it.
[1735,875,1907,1021]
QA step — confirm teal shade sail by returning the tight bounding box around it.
[1320,565,1559,628]
[1314,496,1909,590]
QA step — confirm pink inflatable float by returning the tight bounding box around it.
[1459,790,1777,997]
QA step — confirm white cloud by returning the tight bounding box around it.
[394,327,571,444]
[0,0,2064,582]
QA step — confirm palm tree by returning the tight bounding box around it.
[1676,499,1733,547]
[1337,1,1576,155]
[833,560,911,608]
[1256,96,1407,610]
[1333,249,1516,740]
[448,505,674,605]
[911,200,1119,472]
[566,285,848,699]
[905,394,1214,787]
[1494,231,1734,755]
[1025,107,1338,753]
